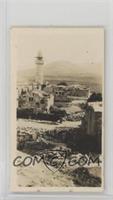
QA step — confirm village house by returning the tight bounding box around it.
[18,88,54,113]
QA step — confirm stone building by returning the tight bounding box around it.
[18,88,54,113]
[82,101,102,136]
[17,52,54,113]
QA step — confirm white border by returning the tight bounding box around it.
[0,0,113,199]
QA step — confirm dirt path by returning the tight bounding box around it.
[17,118,81,131]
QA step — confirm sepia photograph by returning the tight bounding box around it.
[10,27,104,192]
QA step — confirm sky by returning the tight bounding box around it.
[11,27,104,76]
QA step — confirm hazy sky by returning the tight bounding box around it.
[11,28,104,75]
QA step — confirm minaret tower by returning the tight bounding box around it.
[35,51,44,89]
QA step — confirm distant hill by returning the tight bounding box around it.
[17,61,102,84]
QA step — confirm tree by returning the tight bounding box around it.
[87,93,102,102]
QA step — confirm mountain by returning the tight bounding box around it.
[17,61,102,83]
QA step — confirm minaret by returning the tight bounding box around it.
[35,51,44,89]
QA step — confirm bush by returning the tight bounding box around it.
[88,93,102,102]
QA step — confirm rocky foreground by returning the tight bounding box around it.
[16,119,102,188]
